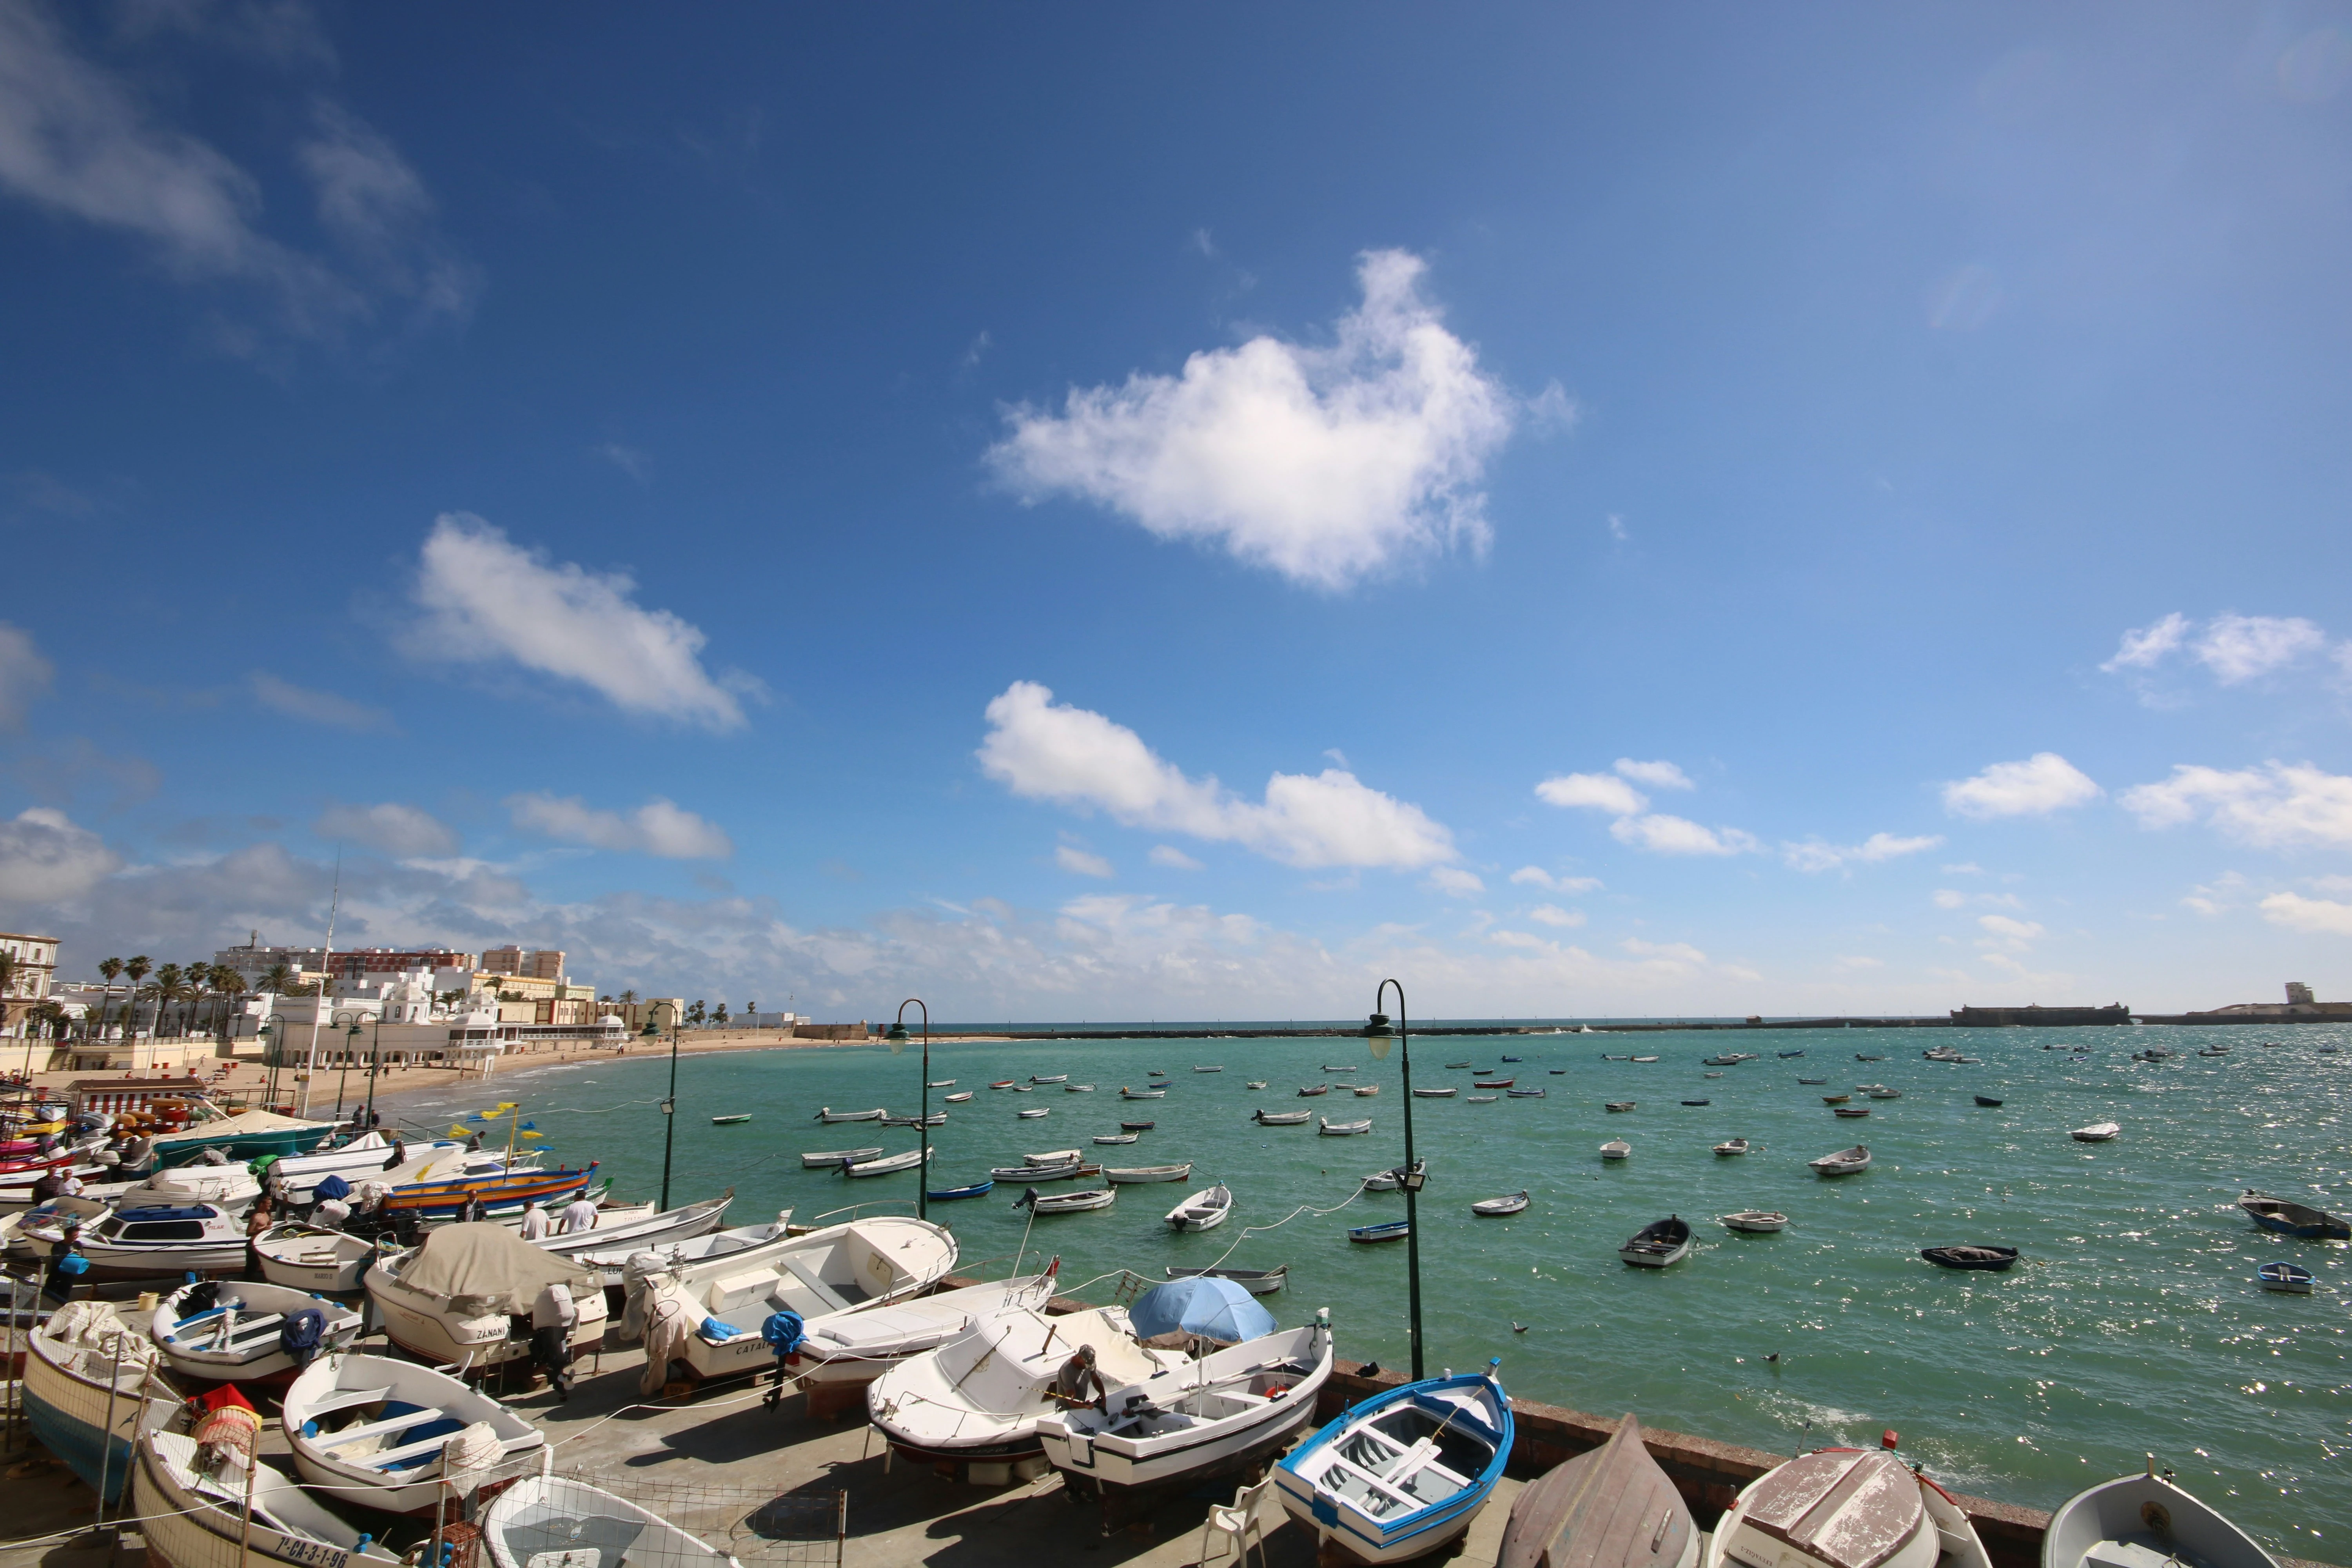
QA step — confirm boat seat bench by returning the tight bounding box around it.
[299,1386,396,1419]
[317,1406,451,1450]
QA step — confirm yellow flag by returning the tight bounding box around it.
[447,1125,472,1137]
[519,1129,545,1139]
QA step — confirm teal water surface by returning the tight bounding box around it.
[388,1024,2352,1557]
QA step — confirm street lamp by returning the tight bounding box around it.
[651,1001,681,1210]
[333,1020,365,1121]
[1365,980,1427,1381]
[885,1000,930,1221]
[363,1008,385,1132]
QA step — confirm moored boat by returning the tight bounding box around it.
[1413,1087,1458,1098]
[815,1106,888,1122]
[1809,1145,1871,1175]
[1497,1412,1697,1568]
[1620,1216,1691,1267]
[1275,1364,1512,1565]
[1299,1083,1332,1097]
[801,1146,883,1169]
[1106,1162,1193,1183]
[1165,1183,1233,1230]
[283,1350,544,1515]
[1701,1447,1992,1568]
[1348,1219,1410,1243]
[2257,1261,2313,1294]
[927,1179,995,1201]
[1715,1139,1751,1156]
[1605,1101,1635,1112]
[1016,1185,1114,1214]
[2071,1122,2121,1142]
[1974,1096,2003,1107]
[846,1148,934,1177]
[1319,1116,1373,1136]
[1600,1139,1631,1160]
[1122,1087,1167,1099]
[1719,1211,1788,1234]
[1165,1263,1286,1294]
[1920,1245,2019,1272]
[1834,1107,1871,1118]
[2042,1459,2277,1568]
[1472,1191,1529,1216]
[2238,1191,2350,1240]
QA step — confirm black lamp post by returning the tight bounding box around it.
[1365,979,1426,1381]
[885,1000,930,1220]
[332,1017,364,1121]
[652,1000,681,1209]
[363,1009,384,1131]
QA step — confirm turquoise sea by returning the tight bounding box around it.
[389,1024,2351,1558]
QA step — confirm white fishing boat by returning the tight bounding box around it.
[1362,1169,1401,1192]
[1353,1084,1383,1096]
[635,1214,958,1383]
[928,1079,956,1087]
[802,1146,883,1169]
[532,1191,734,1258]
[1620,1216,1692,1267]
[1254,1109,1312,1125]
[1319,1117,1374,1136]
[1274,1366,1514,1565]
[785,1273,1057,1393]
[253,1223,379,1293]
[1122,1087,1167,1099]
[261,1131,459,1201]
[365,1221,608,1370]
[133,1431,402,1568]
[1247,1080,1269,1089]
[2043,1460,2279,1568]
[481,1467,735,1568]
[1412,1087,1457,1098]
[1094,1133,1139,1145]
[2071,1122,2121,1142]
[1066,1083,1096,1092]
[1040,1315,1334,1495]
[283,1350,544,1515]
[1810,1145,1871,1175]
[1702,1447,1992,1568]
[100,1163,263,1216]
[867,1301,1180,1477]
[1719,1211,1788,1234]
[1714,1139,1752,1156]
[1600,1139,1632,1160]
[1017,1185,1115,1214]
[75,1201,250,1279]
[944,1091,974,1102]
[1472,1191,1529,1216]
[22,1300,178,1504]
[578,1210,795,1289]
[1106,1163,1194,1183]
[846,1148,935,1177]
[814,1107,888,1122]
[151,1279,363,1383]
[1027,1147,1082,1164]
[1031,1074,1069,1084]
[1165,1184,1233,1230]
[1016,1108,1051,1120]
[1195,1065,1224,1073]
[1867,1088,1902,1100]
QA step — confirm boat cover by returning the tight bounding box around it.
[394,1221,600,1313]
[1128,1276,1276,1344]
[1743,1450,1924,1568]
[155,1109,332,1147]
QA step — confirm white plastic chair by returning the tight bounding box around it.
[1198,1474,1274,1568]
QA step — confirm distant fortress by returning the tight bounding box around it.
[1949,1003,2131,1027]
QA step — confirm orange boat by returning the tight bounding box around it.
[379,1163,599,1222]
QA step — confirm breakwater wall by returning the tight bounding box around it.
[945,1017,1957,1040]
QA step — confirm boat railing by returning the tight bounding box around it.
[796,1198,920,1228]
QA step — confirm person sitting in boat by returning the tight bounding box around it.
[518,1199,552,1240]
[530,1281,577,1401]
[466,1131,484,1152]
[559,1194,601,1234]
[383,1133,406,1169]
[1051,1343,1106,1412]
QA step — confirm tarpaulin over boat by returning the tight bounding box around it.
[395,1221,600,1314]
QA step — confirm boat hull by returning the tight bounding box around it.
[1040,1324,1330,1492]
[135,1433,400,1568]
[24,1316,177,1504]
[2042,1472,2279,1568]
[285,1351,546,1515]
[1275,1372,1511,1566]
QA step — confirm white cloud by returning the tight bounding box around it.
[1933,889,1968,909]
[1622,937,1707,966]
[2120,761,2352,850]
[1606,514,1628,542]
[1941,862,1984,875]
[0,621,53,728]
[1609,815,1759,856]
[2194,615,2327,683]
[1527,904,1585,928]
[314,802,459,858]
[1148,845,1203,871]
[1977,914,2045,944]
[0,5,472,344]
[977,681,1455,871]
[1613,759,1692,790]
[1535,772,1648,815]
[408,514,754,730]
[1831,955,1884,970]
[1425,866,1484,898]
[2261,892,2352,935]
[987,250,1517,590]
[1782,832,1944,873]
[249,671,392,732]
[1055,844,1114,878]
[595,443,651,483]
[0,806,119,902]
[1942,753,2101,819]
[2100,612,2190,672]
[1509,867,1602,892]
[508,794,733,859]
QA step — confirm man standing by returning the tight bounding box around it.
[559,1193,600,1234]
[517,1200,550,1240]
[530,1280,576,1401]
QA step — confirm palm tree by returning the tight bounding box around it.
[152,964,187,1040]
[96,956,123,1040]
[685,1000,706,1028]
[124,955,152,1064]
[209,965,248,1042]
[260,962,294,996]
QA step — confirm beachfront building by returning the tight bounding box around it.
[0,930,58,1038]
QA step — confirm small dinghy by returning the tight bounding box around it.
[929,1079,957,1087]
[153,1279,363,1383]
[1247,1080,1269,1089]
[1632,1055,1659,1063]
[1122,1087,1167,1099]
[787,1273,1056,1394]
[1867,1087,1902,1100]
[802,1146,884,1168]
[1017,1185,1115,1214]
[1620,1216,1692,1267]
[1414,1087,1458,1098]
[1324,1065,1359,1073]
[481,1468,734,1568]
[989,1080,1015,1089]
[1354,1084,1383,1096]
[1714,1139,1752,1156]
[1605,1101,1636,1113]
[1122,1120,1157,1132]
[991,1159,1082,1180]
[1798,1078,1827,1085]
[1106,1162,1194,1183]
[1446,1062,1474,1069]
[134,1431,400,1568]
[2258,1261,2314,1294]
[1028,1147,1083,1163]
[1031,1074,1068,1084]
[1255,1108,1314,1125]
[1195,1065,1224,1073]
[2042,1459,2278,1568]
[1276,1364,1512,1565]
[1600,1139,1632,1160]
[1702,1447,1992,1568]
[1719,1211,1788,1234]
[2239,1191,2351,1240]
[1474,1078,1516,1089]
[1920,1245,2019,1272]
[1467,1094,1500,1103]
[927,1179,995,1201]
[1683,1099,1712,1107]
[1855,1053,1885,1062]
[1165,1183,1233,1230]
[1704,1072,1724,1080]
[815,1106,888,1122]
[1349,1219,1411,1243]
[1501,1055,1523,1062]
[1778,1050,1806,1059]
[1065,1083,1096,1092]
[1472,1191,1529,1216]
[1299,1083,1332,1097]
[2071,1122,2121,1142]
[253,1223,376,1293]
[882,1111,947,1127]
[1974,1096,2003,1107]
[944,1091,975,1102]
[1015,1107,1051,1120]
[283,1350,543,1515]
[1319,1116,1374,1136]
[1041,1313,1333,1497]
[1507,1087,1546,1098]
[1094,1132,1138,1144]
[1165,1263,1287,1294]
[1822,1094,1851,1105]
[846,1148,933,1177]
[1809,1145,1871,1176]
[1497,1412,1697,1568]
[1834,1107,1871,1118]
[1362,1169,1403,1191]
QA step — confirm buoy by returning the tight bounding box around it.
[1882,1429,1900,1450]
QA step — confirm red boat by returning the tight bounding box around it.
[379,1162,599,1221]
[989,1080,1016,1089]
[0,1148,76,1178]
[1473,1078,1515,1089]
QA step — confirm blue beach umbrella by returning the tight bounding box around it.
[1128,1276,1277,1344]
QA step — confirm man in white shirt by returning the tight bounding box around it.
[559,1196,601,1234]
[529,1281,577,1400]
[517,1200,550,1240]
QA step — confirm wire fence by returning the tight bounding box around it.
[561,1468,848,1568]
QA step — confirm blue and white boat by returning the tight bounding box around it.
[927,1178,995,1201]
[2238,1190,2350,1241]
[1347,1220,1410,1244]
[1276,1363,1512,1565]
[23,1300,180,1503]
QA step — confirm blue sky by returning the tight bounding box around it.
[3,3,2350,1018]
